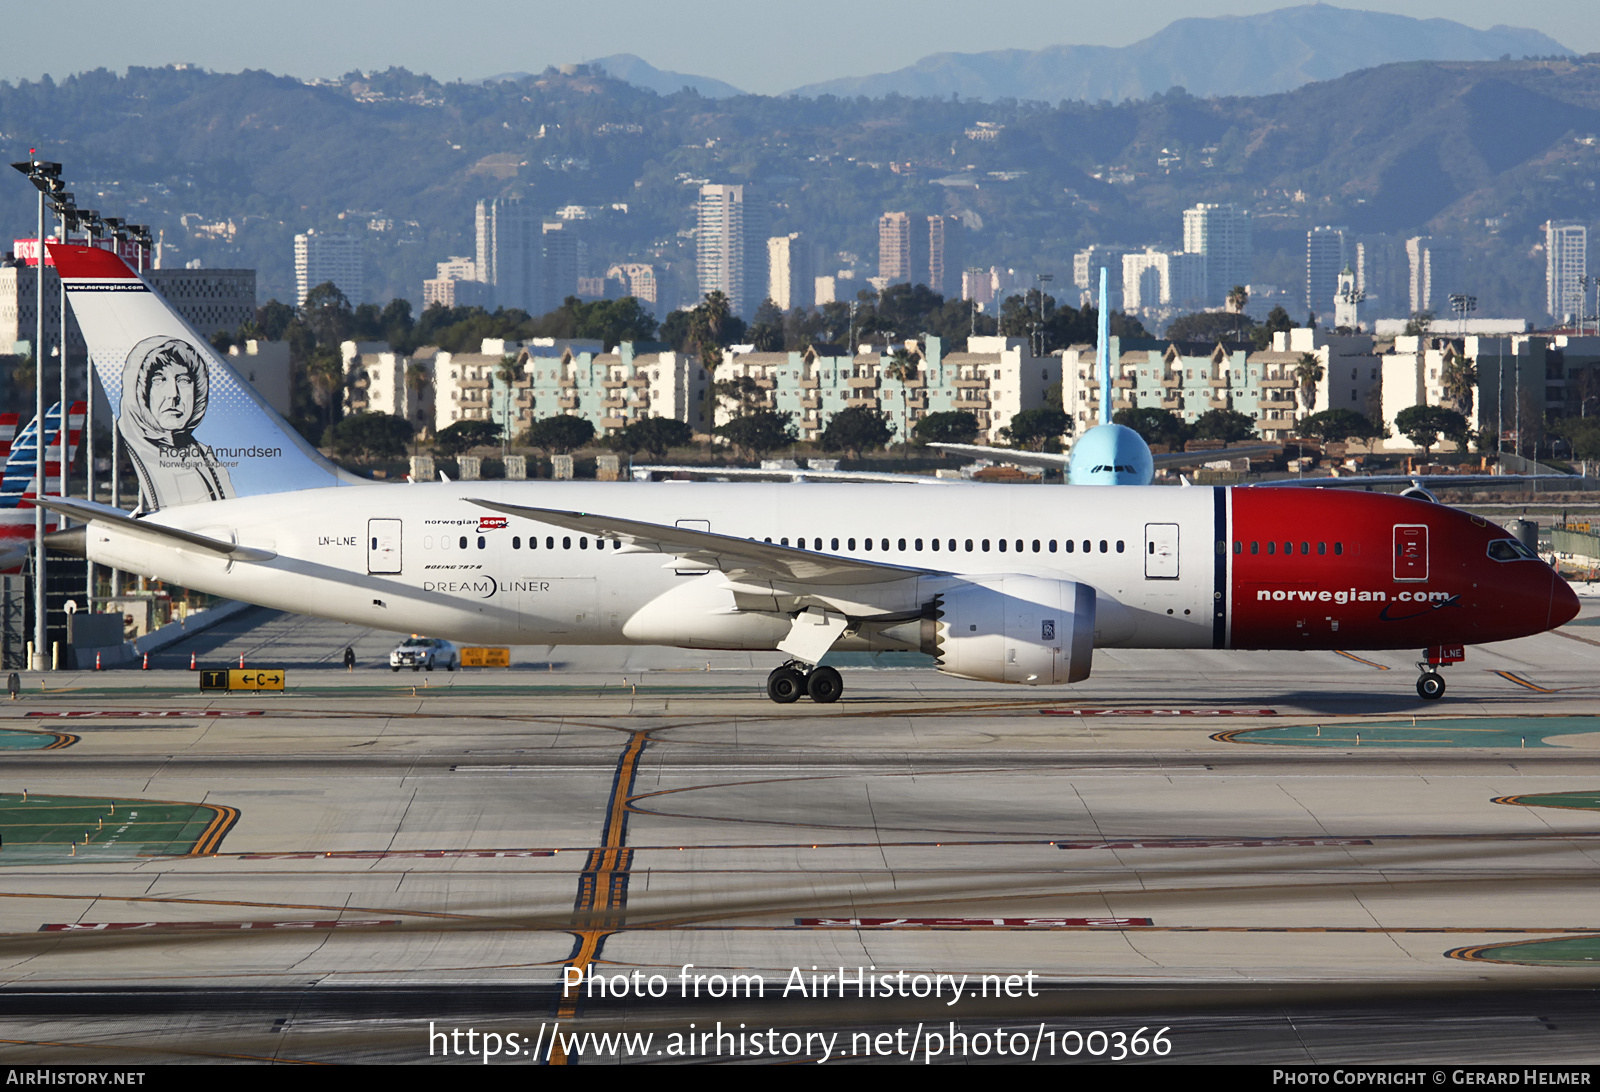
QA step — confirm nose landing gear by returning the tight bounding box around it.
[1415,644,1464,701]
[1416,669,1446,700]
[766,661,844,704]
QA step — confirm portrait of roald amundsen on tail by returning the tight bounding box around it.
[119,335,236,509]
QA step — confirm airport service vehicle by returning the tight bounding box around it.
[42,244,1580,704]
[390,637,459,672]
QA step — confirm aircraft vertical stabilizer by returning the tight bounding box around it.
[1097,265,1111,426]
[46,243,366,511]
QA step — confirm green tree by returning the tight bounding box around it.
[819,406,895,459]
[256,299,296,340]
[435,419,502,456]
[1251,305,1298,351]
[302,281,354,348]
[1403,311,1435,337]
[715,409,795,459]
[999,407,1071,451]
[327,412,413,461]
[913,410,980,446]
[524,414,596,455]
[1295,408,1381,446]
[607,417,695,460]
[1165,311,1252,343]
[1192,408,1258,442]
[1395,404,1468,455]
[1113,406,1191,448]
[747,298,784,352]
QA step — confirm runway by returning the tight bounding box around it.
[0,602,1598,1064]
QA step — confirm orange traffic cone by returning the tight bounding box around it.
[189,652,196,670]
[141,652,149,670]
[94,652,101,671]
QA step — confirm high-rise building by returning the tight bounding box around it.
[1122,249,1205,314]
[877,211,914,287]
[1353,234,1404,316]
[767,233,815,311]
[1405,236,1459,316]
[293,229,363,306]
[475,196,540,313]
[1182,203,1251,307]
[1545,220,1588,322]
[1306,226,1349,317]
[698,184,754,317]
[539,221,580,315]
[605,264,658,307]
[423,257,489,309]
[926,215,963,299]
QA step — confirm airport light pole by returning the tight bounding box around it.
[11,157,63,671]
[49,198,84,502]
[1448,294,1476,339]
[1034,273,1053,357]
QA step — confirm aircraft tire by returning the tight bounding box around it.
[807,666,843,704]
[1417,672,1446,700]
[767,667,805,704]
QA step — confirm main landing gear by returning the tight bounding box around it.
[766,661,843,704]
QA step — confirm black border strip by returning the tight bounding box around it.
[1213,486,1227,649]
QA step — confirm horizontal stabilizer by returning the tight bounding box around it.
[35,496,276,562]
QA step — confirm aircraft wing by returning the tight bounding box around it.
[1151,444,1279,468]
[928,443,1066,468]
[468,499,940,586]
[928,441,1280,470]
[1252,473,1576,490]
[632,465,953,485]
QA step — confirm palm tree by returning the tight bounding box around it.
[404,362,430,450]
[1226,284,1249,340]
[1294,352,1324,413]
[306,350,346,436]
[1440,351,1477,419]
[496,352,526,455]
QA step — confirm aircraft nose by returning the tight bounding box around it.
[1549,573,1581,630]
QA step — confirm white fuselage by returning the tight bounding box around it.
[85,481,1220,652]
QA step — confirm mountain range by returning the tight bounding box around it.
[579,4,1574,104]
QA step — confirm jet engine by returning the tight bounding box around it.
[928,575,1096,686]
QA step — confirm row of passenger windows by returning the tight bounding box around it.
[1233,540,1345,556]
[431,535,623,551]
[762,536,1126,555]
[428,533,1129,555]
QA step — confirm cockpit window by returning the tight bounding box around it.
[1487,539,1537,562]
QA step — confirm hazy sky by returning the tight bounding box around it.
[1,1,1595,96]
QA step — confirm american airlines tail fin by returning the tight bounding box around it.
[48,243,367,511]
[0,402,83,510]
[0,413,19,460]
